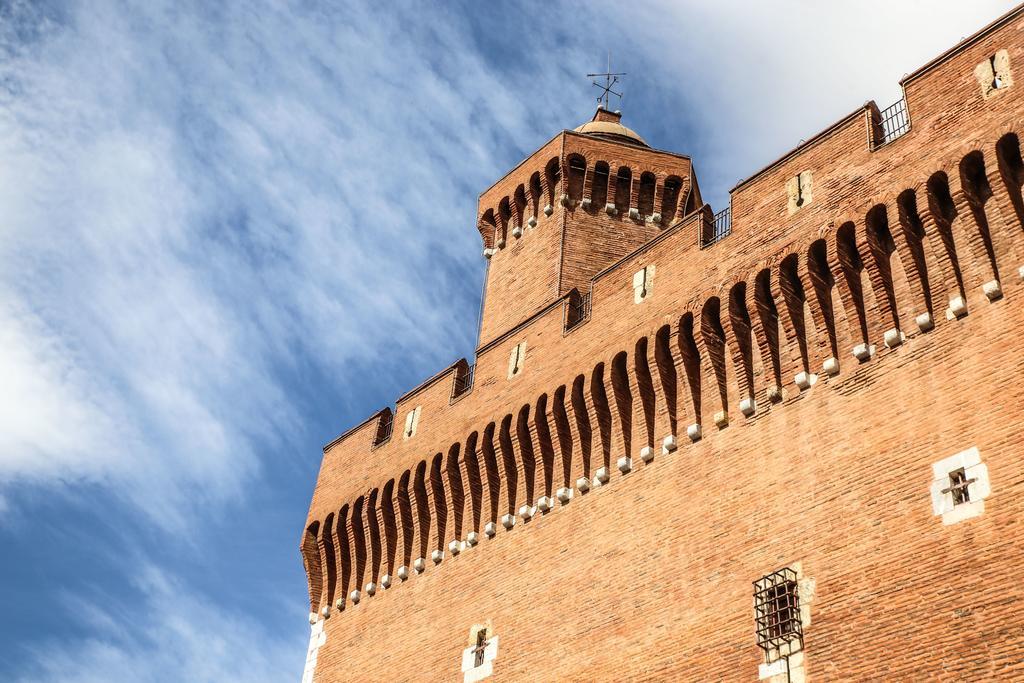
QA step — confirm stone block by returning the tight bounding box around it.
[511,225,523,238]
[884,328,904,349]
[822,357,839,376]
[575,476,591,493]
[916,312,934,332]
[687,423,702,442]
[466,531,480,547]
[349,590,361,604]
[431,549,444,564]
[982,279,1002,301]
[536,496,553,512]
[713,410,729,428]
[501,513,516,530]
[365,582,376,596]
[594,467,610,485]
[414,557,426,573]
[948,295,967,318]
[617,456,632,473]
[556,486,573,503]
[739,397,756,417]
[518,504,534,521]
[543,203,553,216]
[381,574,392,589]
[661,434,678,454]
[397,565,410,581]
[852,343,872,361]
[448,539,462,555]
[484,522,497,538]
[794,371,816,390]
[605,203,618,216]
[640,445,655,463]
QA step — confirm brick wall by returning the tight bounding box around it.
[301,5,1024,680]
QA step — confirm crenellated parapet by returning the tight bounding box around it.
[302,3,1024,625]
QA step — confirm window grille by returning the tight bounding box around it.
[702,206,731,248]
[872,98,910,150]
[472,630,488,668]
[943,467,976,506]
[451,364,476,401]
[753,568,803,658]
[373,411,394,447]
[564,291,592,331]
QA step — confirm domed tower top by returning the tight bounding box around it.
[574,107,648,147]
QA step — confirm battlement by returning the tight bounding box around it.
[302,7,1024,677]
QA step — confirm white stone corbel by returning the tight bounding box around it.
[543,204,554,216]
[397,565,410,581]
[594,467,610,485]
[431,549,444,564]
[822,357,840,376]
[320,605,331,619]
[527,215,537,228]
[365,581,376,596]
[713,410,729,428]
[767,385,783,403]
[794,371,816,391]
[466,531,480,547]
[605,203,618,216]
[483,247,495,259]
[739,397,756,417]
[381,574,392,589]
[948,295,967,319]
[334,597,345,609]
[640,445,655,463]
[852,343,872,361]
[687,423,702,442]
[536,495,553,512]
[982,279,1002,301]
[883,328,904,349]
[511,225,523,238]
[580,197,592,209]
[413,557,426,573]
[349,590,361,604]
[496,237,506,249]
[556,486,574,503]
[650,212,662,225]
[916,311,934,332]
[484,521,497,538]
[501,513,516,530]
[628,207,640,220]
[575,476,591,493]
[308,612,318,625]
[617,456,632,474]
[559,193,571,208]
[662,434,678,454]
[518,504,535,521]
[448,539,462,555]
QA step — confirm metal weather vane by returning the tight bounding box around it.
[587,51,625,109]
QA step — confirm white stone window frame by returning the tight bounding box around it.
[930,446,991,525]
[786,170,813,215]
[403,405,421,440]
[507,341,527,379]
[632,264,655,304]
[461,625,499,683]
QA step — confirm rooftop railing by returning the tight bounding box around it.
[871,98,911,150]
[702,205,732,248]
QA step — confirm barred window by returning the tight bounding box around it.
[753,568,803,658]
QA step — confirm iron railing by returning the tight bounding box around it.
[451,363,476,401]
[372,411,394,447]
[872,98,910,150]
[565,291,592,332]
[702,206,732,248]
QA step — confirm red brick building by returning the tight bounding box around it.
[301,6,1024,680]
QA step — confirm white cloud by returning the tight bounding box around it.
[17,563,303,683]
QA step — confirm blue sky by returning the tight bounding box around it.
[0,0,1015,679]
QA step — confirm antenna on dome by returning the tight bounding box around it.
[587,51,625,110]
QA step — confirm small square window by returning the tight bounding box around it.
[944,467,975,506]
[754,568,803,658]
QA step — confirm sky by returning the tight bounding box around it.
[0,0,1016,680]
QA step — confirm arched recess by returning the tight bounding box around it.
[959,151,1003,281]
[381,480,398,576]
[534,394,556,497]
[654,324,678,435]
[864,204,904,331]
[545,157,561,206]
[614,166,632,213]
[481,422,501,524]
[430,453,447,552]
[397,472,414,567]
[337,504,352,606]
[498,196,512,242]
[778,255,811,372]
[302,521,323,613]
[752,269,783,387]
[321,513,338,609]
[926,171,966,298]
[513,185,527,228]
[529,171,543,217]
[567,154,586,202]
[592,161,610,209]
[634,337,656,449]
[700,297,729,413]
[445,443,465,541]
[894,190,935,316]
[480,209,497,250]
[366,488,382,583]
[677,312,702,425]
[807,240,839,358]
[996,133,1024,230]
[727,283,755,400]
[464,432,483,533]
[638,172,657,217]
[498,414,518,515]
[571,374,593,477]
[610,350,633,458]
[835,223,871,345]
[661,176,682,223]
[590,363,612,470]
[350,495,367,591]
[516,404,537,504]
[413,460,430,561]
[552,385,574,487]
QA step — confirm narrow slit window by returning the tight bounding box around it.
[943,467,975,506]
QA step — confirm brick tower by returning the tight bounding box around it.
[301,5,1024,681]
